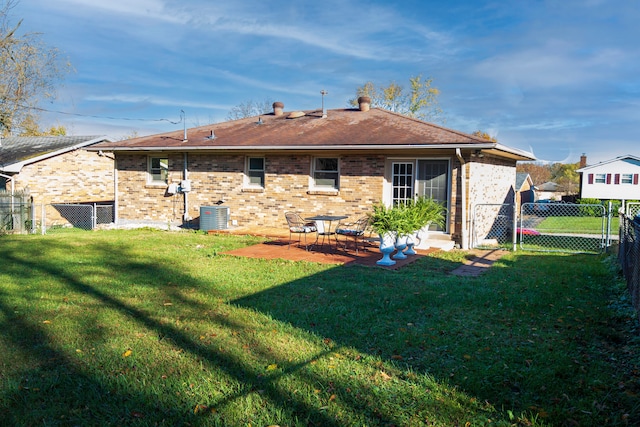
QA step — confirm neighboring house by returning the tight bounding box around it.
[515,172,535,207]
[535,181,563,201]
[89,100,535,249]
[577,154,640,201]
[0,135,116,204]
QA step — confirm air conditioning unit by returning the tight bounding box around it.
[200,206,229,231]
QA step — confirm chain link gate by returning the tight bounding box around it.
[472,203,516,249]
[35,203,115,233]
[519,202,608,254]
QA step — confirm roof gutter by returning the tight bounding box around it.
[90,143,535,160]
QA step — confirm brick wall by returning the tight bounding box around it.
[115,152,517,246]
[116,153,386,228]
[11,149,115,204]
[467,155,517,244]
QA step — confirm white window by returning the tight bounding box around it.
[622,174,633,184]
[594,174,606,184]
[312,157,339,190]
[148,156,168,184]
[246,157,265,188]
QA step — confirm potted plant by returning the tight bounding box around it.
[368,202,400,266]
[407,196,446,251]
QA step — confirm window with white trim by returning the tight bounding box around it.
[312,157,339,190]
[594,174,606,184]
[622,174,633,184]
[148,156,168,184]
[245,157,265,188]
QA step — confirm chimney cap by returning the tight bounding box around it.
[357,96,371,104]
[272,101,284,108]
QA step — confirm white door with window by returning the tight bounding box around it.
[391,159,450,232]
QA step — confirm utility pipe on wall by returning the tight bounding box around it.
[183,152,189,222]
[455,149,469,250]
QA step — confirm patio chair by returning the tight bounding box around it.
[284,212,317,250]
[335,216,370,254]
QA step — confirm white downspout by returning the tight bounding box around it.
[183,152,189,222]
[113,159,118,225]
[455,149,469,250]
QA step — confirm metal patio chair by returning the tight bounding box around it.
[334,216,370,254]
[284,212,317,250]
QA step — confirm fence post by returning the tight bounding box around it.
[632,223,640,311]
[512,202,517,252]
[92,203,97,230]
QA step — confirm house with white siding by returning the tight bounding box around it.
[577,154,640,201]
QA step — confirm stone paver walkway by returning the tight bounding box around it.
[449,249,506,277]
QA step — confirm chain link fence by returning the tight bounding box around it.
[519,202,608,254]
[472,204,516,249]
[627,202,640,218]
[619,213,640,322]
[32,203,115,233]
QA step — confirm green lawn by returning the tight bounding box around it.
[536,216,618,234]
[0,229,638,426]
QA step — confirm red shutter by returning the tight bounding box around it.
[588,173,594,184]
[634,174,639,185]
[614,174,620,184]
[606,174,612,184]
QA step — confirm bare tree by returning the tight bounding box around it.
[227,98,273,120]
[0,0,71,135]
[348,75,444,123]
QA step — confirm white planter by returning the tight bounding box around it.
[376,233,396,266]
[393,235,408,259]
[404,233,418,255]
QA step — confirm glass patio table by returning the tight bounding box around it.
[305,215,348,251]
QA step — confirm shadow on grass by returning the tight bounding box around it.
[0,237,343,425]
[0,234,472,426]
[1,232,635,425]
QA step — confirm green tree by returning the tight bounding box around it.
[550,162,580,194]
[0,0,71,136]
[348,75,443,123]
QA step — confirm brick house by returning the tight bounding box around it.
[90,100,534,249]
[0,135,115,204]
[515,172,535,207]
[577,154,640,203]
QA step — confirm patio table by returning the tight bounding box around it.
[305,215,348,251]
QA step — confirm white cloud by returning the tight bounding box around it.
[49,0,189,24]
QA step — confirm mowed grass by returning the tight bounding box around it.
[536,216,618,234]
[0,228,638,426]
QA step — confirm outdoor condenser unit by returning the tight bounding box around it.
[199,206,229,231]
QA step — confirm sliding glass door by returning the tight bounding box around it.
[391,159,450,232]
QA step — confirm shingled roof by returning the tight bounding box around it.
[0,135,113,173]
[90,108,534,160]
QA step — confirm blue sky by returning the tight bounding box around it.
[12,0,640,164]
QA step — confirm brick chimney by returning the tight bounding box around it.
[357,96,371,112]
[272,101,284,116]
[579,153,587,168]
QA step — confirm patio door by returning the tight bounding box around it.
[391,162,414,205]
[416,160,449,231]
[391,159,449,232]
